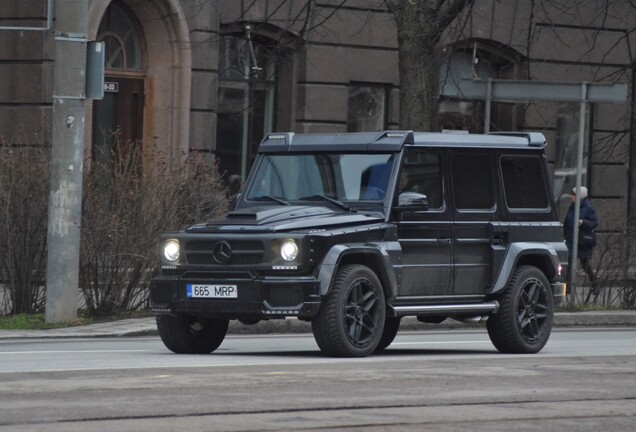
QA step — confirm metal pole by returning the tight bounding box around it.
[569,83,587,305]
[484,78,492,133]
[45,0,88,323]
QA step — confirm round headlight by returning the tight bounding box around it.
[163,240,180,262]
[280,240,298,262]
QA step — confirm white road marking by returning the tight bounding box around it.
[392,340,491,346]
[0,349,152,355]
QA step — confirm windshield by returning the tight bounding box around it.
[244,153,395,202]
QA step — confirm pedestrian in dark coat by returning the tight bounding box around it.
[563,186,599,294]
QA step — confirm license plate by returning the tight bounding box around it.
[186,284,238,299]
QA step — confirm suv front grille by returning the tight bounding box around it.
[184,240,265,266]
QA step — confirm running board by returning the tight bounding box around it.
[392,301,499,317]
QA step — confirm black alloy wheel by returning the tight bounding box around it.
[487,265,554,354]
[312,264,386,357]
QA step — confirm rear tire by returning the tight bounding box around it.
[312,264,385,357]
[487,265,553,354]
[156,314,228,354]
[374,317,401,353]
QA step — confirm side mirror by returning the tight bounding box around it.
[397,192,429,212]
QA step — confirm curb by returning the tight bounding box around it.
[0,311,635,340]
[227,311,636,335]
[553,311,636,327]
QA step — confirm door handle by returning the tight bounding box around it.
[437,237,452,244]
[490,237,505,245]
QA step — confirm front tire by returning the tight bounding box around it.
[156,314,229,354]
[312,264,386,357]
[487,265,554,354]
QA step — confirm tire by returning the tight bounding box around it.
[374,317,401,353]
[312,264,386,357]
[156,314,229,354]
[487,265,554,354]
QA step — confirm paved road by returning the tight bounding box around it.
[2,310,636,339]
[1,328,635,431]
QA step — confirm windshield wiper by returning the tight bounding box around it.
[252,195,291,205]
[299,194,355,213]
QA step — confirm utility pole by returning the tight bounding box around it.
[45,0,88,323]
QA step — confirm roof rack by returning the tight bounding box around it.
[489,132,546,147]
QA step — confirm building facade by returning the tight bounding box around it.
[1,0,634,256]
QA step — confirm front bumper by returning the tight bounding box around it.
[149,273,322,320]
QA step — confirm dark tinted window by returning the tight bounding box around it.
[399,150,444,210]
[451,153,494,210]
[500,155,549,209]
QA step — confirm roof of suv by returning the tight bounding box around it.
[258,131,546,153]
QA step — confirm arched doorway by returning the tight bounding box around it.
[92,1,145,166]
[87,0,192,168]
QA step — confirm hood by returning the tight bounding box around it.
[185,205,385,233]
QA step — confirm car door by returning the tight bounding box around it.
[449,149,499,297]
[393,148,453,300]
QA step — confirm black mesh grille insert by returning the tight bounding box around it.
[265,285,304,307]
[150,281,176,304]
[184,240,265,266]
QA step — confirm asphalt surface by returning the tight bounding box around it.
[1,310,635,339]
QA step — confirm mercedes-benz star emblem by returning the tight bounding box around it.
[212,241,232,264]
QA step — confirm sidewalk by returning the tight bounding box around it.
[1,310,635,340]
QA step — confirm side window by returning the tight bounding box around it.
[500,155,550,210]
[451,152,495,211]
[399,150,444,210]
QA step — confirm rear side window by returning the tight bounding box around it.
[500,155,550,210]
[451,153,494,211]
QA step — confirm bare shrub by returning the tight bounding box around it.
[79,143,227,315]
[0,129,50,314]
[583,223,636,309]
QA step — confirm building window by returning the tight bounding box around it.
[216,33,276,180]
[553,103,592,216]
[97,2,143,71]
[439,44,516,132]
[347,85,388,132]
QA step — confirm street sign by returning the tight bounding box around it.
[455,78,628,301]
[104,82,119,93]
[457,79,628,103]
[86,42,105,100]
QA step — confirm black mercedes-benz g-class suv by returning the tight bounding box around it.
[150,131,567,357]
